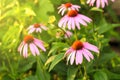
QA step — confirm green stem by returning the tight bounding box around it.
[83,65,87,80]
[74,29,78,40]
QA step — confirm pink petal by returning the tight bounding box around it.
[70,51,76,65]
[23,44,28,58]
[58,15,68,27]
[28,28,35,34]
[75,15,87,26]
[68,17,72,30]
[67,53,72,65]
[41,25,48,30]
[32,43,40,55]
[34,38,46,51]
[101,0,105,8]
[63,17,69,28]
[83,42,99,53]
[82,49,91,62]
[79,14,92,23]
[18,41,24,54]
[75,17,80,29]
[71,18,75,30]
[75,50,83,64]
[83,48,94,59]
[61,8,66,16]
[96,0,101,8]
[29,43,36,56]
[65,48,73,55]
[27,25,34,30]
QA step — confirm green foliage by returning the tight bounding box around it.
[0,0,120,80]
[94,70,108,80]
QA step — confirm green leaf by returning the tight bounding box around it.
[24,75,38,80]
[104,69,120,80]
[90,7,103,12]
[98,52,117,64]
[97,16,120,34]
[45,55,56,66]
[67,66,78,80]
[49,53,64,71]
[94,70,108,80]
[18,57,36,73]
[48,42,69,56]
[36,57,50,80]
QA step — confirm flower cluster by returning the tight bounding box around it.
[58,3,92,30]
[18,1,115,65]
[57,2,99,65]
[18,23,47,58]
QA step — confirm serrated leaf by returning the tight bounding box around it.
[49,53,64,71]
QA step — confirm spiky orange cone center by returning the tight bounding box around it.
[67,10,78,17]
[34,23,40,28]
[65,3,72,8]
[24,35,34,43]
[72,40,83,50]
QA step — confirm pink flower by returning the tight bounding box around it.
[64,30,73,38]
[58,3,80,16]
[65,40,99,65]
[18,35,46,58]
[58,10,92,30]
[27,23,47,34]
[87,0,115,8]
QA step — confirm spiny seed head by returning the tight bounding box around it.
[34,23,40,28]
[24,35,34,43]
[67,10,78,17]
[64,3,72,8]
[72,40,83,50]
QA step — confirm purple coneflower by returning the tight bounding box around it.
[18,35,46,58]
[58,10,92,30]
[65,40,99,65]
[58,2,80,16]
[27,23,47,34]
[87,0,115,8]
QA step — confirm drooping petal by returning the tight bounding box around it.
[75,50,83,64]
[32,43,40,55]
[70,51,76,65]
[18,41,25,55]
[82,48,91,62]
[28,28,35,34]
[83,48,94,59]
[34,38,46,51]
[29,43,36,56]
[67,52,73,65]
[58,15,68,27]
[75,15,87,26]
[96,0,101,8]
[71,18,75,30]
[23,44,28,58]
[79,14,92,23]
[41,25,48,30]
[83,42,99,53]
[65,48,73,55]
